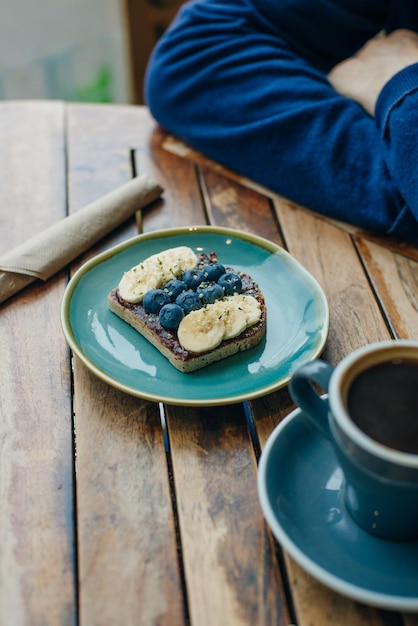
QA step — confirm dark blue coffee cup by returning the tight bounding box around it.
[289,340,418,541]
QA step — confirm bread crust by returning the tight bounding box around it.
[108,254,266,372]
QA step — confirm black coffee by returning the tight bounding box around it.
[347,358,418,454]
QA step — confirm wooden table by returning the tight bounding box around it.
[1,100,418,626]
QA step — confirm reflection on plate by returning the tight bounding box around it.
[61,226,329,406]
[258,406,418,611]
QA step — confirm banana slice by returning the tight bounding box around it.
[177,293,262,352]
[177,308,225,353]
[118,246,197,303]
[212,300,247,340]
[230,294,261,325]
[118,256,162,303]
[159,246,197,283]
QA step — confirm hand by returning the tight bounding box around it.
[328,29,418,115]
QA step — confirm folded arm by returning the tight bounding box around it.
[328,29,418,115]
[145,0,418,243]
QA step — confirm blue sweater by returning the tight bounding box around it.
[145,0,418,244]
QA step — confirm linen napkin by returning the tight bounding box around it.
[0,174,163,304]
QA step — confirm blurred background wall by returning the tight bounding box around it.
[0,0,130,102]
[0,0,186,104]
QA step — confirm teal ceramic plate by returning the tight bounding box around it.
[258,405,418,611]
[61,226,329,406]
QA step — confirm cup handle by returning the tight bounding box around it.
[289,360,334,439]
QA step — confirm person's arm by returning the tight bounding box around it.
[145,1,418,243]
[328,29,418,115]
[327,28,418,236]
[375,63,418,237]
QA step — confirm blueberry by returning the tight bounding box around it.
[181,269,206,290]
[159,303,185,330]
[175,291,203,314]
[164,279,187,301]
[197,282,224,304]
[203,263,225,282]
[143,289,171,314]
[218,272,242,295]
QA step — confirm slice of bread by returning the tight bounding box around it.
[108,251,266,372]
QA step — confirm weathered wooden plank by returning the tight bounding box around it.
[198,166,284,245]
[136,129,290,623]
[151,165,291,624]
[273,199,391,364]
[258,200,404,625]
[0,101,76,625]
[75,371,185,626]
[196,157,405,624]
[134,124,207,231]
[161,134,418,261]
[0,102,66,252]
[356,232,418,263]
[66,103,158,256]
[163,131,413,625]
[354,236,418,339]
[3,99,414,626]
[166,403,290,626]
[67,103,185,625]
[284,561,404,626]
[251,203,394,451]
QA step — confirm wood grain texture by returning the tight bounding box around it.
[166,403,290,626]
[134,125,207,230]
[0,101,66,253]
[266,187,403,626]
[285,559,404,626]
[67,104,185,625]
[178,151,406,625]
[354,237,418,339]
[138,112,418,626]
[3,102,417,626]
[139,121,291,623]
[179,136,414,625]
[0,101,76,625]
[272,199,391,364]
[75,370,184,626]
[198,166,284,245]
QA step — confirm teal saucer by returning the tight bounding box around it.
[258,406,418,611]
[61,226,329,406]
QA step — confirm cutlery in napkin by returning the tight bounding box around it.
[0,174,163,304]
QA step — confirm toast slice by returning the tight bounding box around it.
[108,249,266,372]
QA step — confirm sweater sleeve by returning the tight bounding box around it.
[145,0,418,244]
[375,63,418,238]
